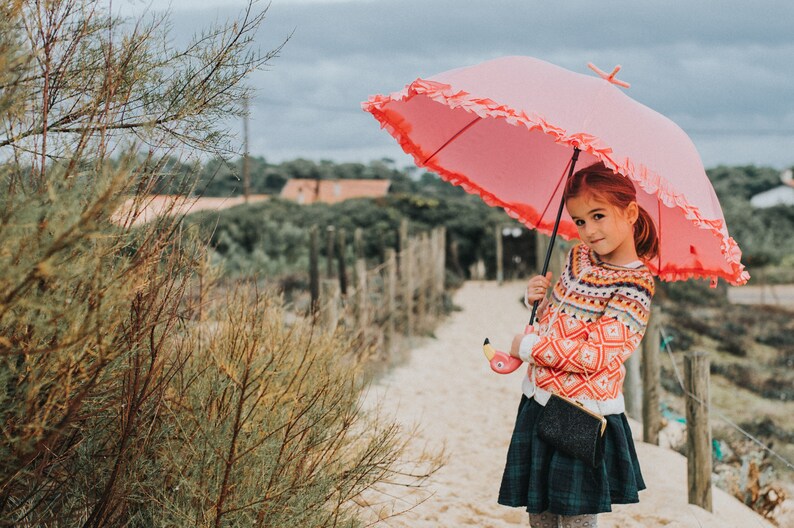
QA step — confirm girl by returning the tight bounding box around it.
[498,161,658,528]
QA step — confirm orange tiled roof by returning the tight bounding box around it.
[279,179,391,204]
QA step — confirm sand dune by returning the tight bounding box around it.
[363,281,775,528]
[116,194,269,225]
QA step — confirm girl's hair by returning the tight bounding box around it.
[564,161,659,260]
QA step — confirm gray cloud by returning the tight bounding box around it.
[166,0,794,168]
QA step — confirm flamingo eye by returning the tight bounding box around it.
[497,362,504,368]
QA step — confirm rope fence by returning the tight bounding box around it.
[626,311,793,517]
[658,326,794,473]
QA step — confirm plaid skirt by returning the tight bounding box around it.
[498,395,645,516]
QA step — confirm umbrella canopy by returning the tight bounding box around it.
[362,56,749,286]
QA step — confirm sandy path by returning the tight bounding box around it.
[364,281,774,528]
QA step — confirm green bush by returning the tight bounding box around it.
[707,166,794,267]
[657,279,727,307]
[185,192,513,282]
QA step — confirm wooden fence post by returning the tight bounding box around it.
[320,279,339,333]
[354,227,364,260]
[326,225,335,278]
[534,231,565,279]
[378,229,387,265]
[685,350,712,512]
[431,227,446,318]
[384,248,397,355]
[197,258,207,324]
[416,234,428,331]
[553,241,565,280]
[436,227,447,315]
[535,231,548,273]
[623,352,642,422]
[398,218,409,277]
[428,229,439,320]
[309,225,319,314]
[352,227,367,332]
[354,257,368,331]
[336,227,347,296]
[496,225,504,284]
[403,236,415,337]
[642,310,662,445]
[449,238,464,277]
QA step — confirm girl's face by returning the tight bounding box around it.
[566,193,639,265]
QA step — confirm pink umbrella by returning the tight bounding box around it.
[362,56,749,291]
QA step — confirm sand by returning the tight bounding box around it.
[362,280,776,528]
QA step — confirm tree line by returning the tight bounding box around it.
[177,158,794,283]
[151,154,468,198]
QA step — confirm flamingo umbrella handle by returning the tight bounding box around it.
[482,338,523,374]
[482,324,536,374]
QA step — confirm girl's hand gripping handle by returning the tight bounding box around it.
[482,325,535,375]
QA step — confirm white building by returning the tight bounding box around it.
[750,169,794,208]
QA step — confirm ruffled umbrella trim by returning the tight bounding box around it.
[362,78,750,286]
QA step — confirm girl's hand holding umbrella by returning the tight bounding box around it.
[523,271,552,314]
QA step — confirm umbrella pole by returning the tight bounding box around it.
[529,146,581,326]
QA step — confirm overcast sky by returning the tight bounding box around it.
[127,0,794,170]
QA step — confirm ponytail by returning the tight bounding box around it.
[634,206,658,260]
[566,161,659,261]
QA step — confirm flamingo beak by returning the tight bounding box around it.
[482,338,495,361]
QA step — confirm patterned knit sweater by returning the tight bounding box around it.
[518,243,655,415]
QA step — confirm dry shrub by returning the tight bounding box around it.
[146,287,442,527]
[0,166,442,526]
[0,154,212,525]
[728,455,787,523]
[0,161,443,526]
[0,2,441,525]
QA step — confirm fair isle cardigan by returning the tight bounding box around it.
[518,243,655,416]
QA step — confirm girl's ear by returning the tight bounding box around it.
[626,201,639,224]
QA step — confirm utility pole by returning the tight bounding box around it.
[243,93,251,203]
